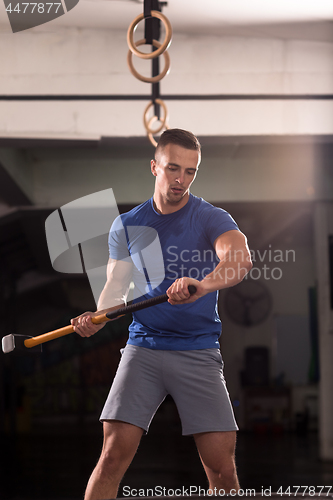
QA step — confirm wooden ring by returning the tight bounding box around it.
[147,116,169,147]
[143,99,168,134]
[148,132,158,148]
[127,10,172,60]
[127,39,170,83]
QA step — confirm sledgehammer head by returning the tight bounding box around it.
[2,334,42,354]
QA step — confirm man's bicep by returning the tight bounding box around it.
[214,230,251,262]
[106,257,133,289]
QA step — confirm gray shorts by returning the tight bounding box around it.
[100,344,238,435]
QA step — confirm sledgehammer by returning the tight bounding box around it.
[2,286,197,354]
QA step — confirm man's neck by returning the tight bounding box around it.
[153,192,190,215]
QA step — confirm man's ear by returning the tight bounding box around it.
[151,159,157,177]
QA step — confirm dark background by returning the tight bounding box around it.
[0,140,333,499]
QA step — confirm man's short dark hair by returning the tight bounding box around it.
[156,129,201,156]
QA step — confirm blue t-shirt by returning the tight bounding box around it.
[108,194,239,350]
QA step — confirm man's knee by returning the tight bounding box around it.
[207,456,236,477]
[99,447,125,476]
[100,420,143,472]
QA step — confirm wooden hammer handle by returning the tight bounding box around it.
[24,286,197,349]
[24,314,109,348]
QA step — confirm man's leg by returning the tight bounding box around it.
[85,420,144,500]
[194,430,240,494]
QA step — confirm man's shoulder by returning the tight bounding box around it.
[190,195,239,236]
[120,199,152,223]
[110,199,151,233]
[190,194,230,217]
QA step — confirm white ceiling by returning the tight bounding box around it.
[0,0,333,41]
[78,0,333,30]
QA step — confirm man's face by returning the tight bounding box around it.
[151,143,200,206]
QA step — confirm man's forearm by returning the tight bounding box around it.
[201,257,252,294]
[96,281,128,312]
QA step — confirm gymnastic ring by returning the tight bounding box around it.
[127,10,172,60]
[147,116,169,147]
[148,132,158,148]
[127,40,170,84]
[143,99,168,134]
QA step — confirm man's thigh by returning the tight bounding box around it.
[164,349,238,435]
[100,345,168,432]
[102,420,144,460]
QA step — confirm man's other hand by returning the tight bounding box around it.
[167,277,205,305]
[71,312,106,338]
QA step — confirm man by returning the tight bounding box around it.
[71,129,252,500]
